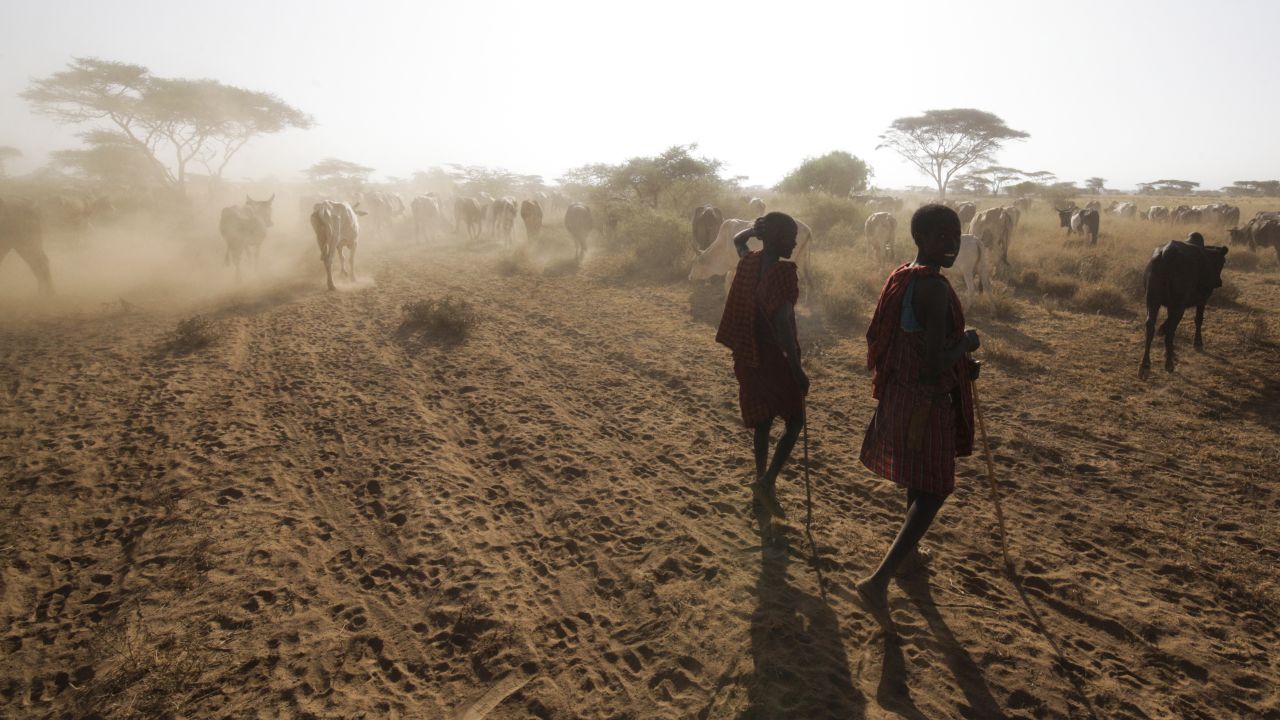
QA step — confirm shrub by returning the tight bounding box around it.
[1073,285,1131,316]
[1113,266,1147,301]
[1227,250,1261,272]
[595,207,690,282]
[166,315,217,354]
[400,296,477,343]
[824,220,862,250]
[801,195,866,240]
[1238,314,1270,349]
[1038,274,1079,300]
[1208,280,1241,307]
[966,290,1022,322]
[810,259,881,329]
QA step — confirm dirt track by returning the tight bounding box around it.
[2,239,1278,719]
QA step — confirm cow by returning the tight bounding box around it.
[1172,205,1202,225]
[951,234,991,296]
[1111,202,1138,219]
[689,218,814,300]
[311,201,364,291]
[1002,205,1021,227]
[1146,206,1169,222]
[0,197,53,295]
[491,197,518,246]
[564,203,593,262]
[520,199,544,243]
[864,212,897,264]
[411,194,441,244]
[691,205,723,251]
[955,202,977,227]
[38,195,88,233]
[748,197,766,217]
[1084,199,1102,211]
[362,192,399,240]
[970,207,1015,268]
[1012,197,1034,212]
[454,197,484,241]
[1058,208,1100,245]
[1228,217,1280,259]
[1139,240,1228,379]
[219,194,274,281]
[1203,203,1240,227]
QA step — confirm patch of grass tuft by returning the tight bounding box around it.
[400,296,478,344]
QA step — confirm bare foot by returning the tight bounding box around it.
[855,577,888,617]
[752,483,786,519]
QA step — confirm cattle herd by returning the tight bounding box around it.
[2,184,1276,379]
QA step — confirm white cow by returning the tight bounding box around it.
[311,201,363,290]
[689,218,813,299]
[864,212,897,264]
[951,234,991,296]
[411,194,441,244]
[748,197,766,217]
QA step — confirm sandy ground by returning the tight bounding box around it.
[2,231,1278,719]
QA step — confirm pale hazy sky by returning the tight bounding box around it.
[2,0,1277,192]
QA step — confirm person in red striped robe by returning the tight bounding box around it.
[856,204,981,613]
[715,212,809,518]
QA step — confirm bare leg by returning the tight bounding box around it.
[857,491,946,608]
[753,419,771,480]
[1163,305,1185,373]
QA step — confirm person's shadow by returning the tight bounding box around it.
[873,572,1006,719]
[740,506,865,719]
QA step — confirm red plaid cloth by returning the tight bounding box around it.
[716,252,804,426]
[860,264,974,495]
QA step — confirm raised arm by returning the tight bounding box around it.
[733,226,756,258]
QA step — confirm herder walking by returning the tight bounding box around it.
[715,212,809,518]
[856,204,981,611]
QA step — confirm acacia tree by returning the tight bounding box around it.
[878,109,1028,200]
[1085,177,1106,194]
[22,57,311,194]
[775,150,871,196]
[1227,180,1280,197]
[51,130,166,187]
[305,158,374,195]
[1137,179,1199,195]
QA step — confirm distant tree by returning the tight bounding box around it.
[973,166,1024,196]
[411,167,457,195]
[0,146,21,176]
[877,108,1028,200]
[775,150,871,196]
[51,130,166,187]
[560,144,728,210]
[22,57,311,194]
[1085,177,1106,194]
[1137,179,1199,195]
[1226,180,1280,197]
[446,165,544,198]
[305,158,374,194]
[951,172,991,195]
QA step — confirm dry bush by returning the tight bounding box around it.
[72,609,213,717]
[165,315,217,354]
[1237,314,1271,349]
[965,290,1022,322]
[1227,249,1261,272]
[592,207,689,283]
[1073,285,1132,316]
[800,195,866,241]
[1208,279,1242,307]
[400,296,478,343]
[1037,274,1080,300]
[1113,265,1147,301]
[808,249,882,329]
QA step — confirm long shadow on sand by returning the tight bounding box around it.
[740,509,865,719]
[893,573,1007,719]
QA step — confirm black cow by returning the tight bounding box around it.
[1058,208,1100,245]
[691,205,722,251]
[1139,240,1228,379]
